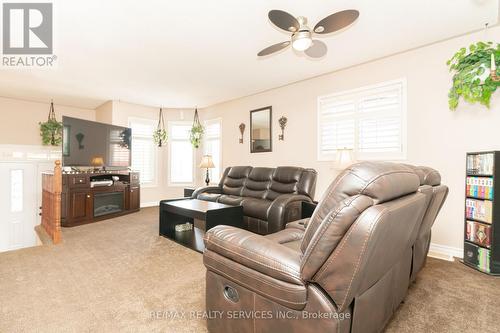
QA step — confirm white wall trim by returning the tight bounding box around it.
[140,201,159,208]
[428,243,463,261]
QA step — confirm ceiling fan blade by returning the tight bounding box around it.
[313,10,359,34]
[257,41,291,57]
[304,40,327,58]
[268,10,300,32]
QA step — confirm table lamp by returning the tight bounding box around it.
[91,156,104,172]
[335,148,354,170]
[199,155,215,185]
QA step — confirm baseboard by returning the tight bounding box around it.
[428,243,463,261]
[140,201,159,208]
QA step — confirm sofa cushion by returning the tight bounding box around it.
[241,167,273,199]
[266,167,303,200]
[242,198,272,220]
[198,193,221,202]
[222,166,252,196]
[218,195,244,206]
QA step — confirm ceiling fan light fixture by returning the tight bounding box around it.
[292,30,312,51]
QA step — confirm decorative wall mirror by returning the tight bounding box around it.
[250,106,272,153]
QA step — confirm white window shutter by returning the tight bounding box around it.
[169,122,194,184]
[318,79,406,161]
[129,118,157,185]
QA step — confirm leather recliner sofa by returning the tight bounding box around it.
[202,161,448,333]
[192,166,317,235]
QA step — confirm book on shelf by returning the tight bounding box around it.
[466,176,494,200]
[465,198,493,223]
[477,247,491,273]
[466,153,494,175]
[466,220,492,248]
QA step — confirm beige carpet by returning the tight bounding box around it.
[0,207,499,333]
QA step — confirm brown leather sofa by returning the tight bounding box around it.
[203,162,447,333]
[192,166,317,235]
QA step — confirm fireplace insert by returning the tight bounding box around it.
[94,192,124,217]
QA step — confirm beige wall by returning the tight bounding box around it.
[95,100,114,123]
[0,96,95,145]
[201,26,500,252]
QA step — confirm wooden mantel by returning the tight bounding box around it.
[40,160,62,244]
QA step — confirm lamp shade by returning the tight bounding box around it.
[199,155,215,169]
[335,148,354,170]
[91,156,104,167]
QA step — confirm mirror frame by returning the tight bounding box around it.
[250,106,272,153]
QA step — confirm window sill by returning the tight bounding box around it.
[168,182,195,188]
[140,183,158,188]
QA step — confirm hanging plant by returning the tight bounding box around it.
[447,41,500,110]
[39,101,63,146]
[153,108,167,147]
[190,108,204,148]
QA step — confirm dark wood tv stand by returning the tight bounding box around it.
[61,171,140,227]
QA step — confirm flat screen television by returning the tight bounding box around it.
[62,116,131,169]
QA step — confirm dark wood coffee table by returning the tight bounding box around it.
[159,199,243,253]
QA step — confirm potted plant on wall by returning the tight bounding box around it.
[447,41,500,110]
[39,100,63,146]
[190,108,204,148]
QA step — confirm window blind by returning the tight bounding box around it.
[129,118,156,185]
[169,122,194,184]
[203,119,222,183]
[318,79,406,160]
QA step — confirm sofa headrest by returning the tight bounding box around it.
[272,167,303,183]
[418,166,441,186]
[227,166,252,179]
[402,164,441,186]
[248,167,273,181]
[334,162,420,204]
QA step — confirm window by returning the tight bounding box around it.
[317,79,407,161]
[203,119,222,184]
[169,122,194,185]
[129,118,157,186]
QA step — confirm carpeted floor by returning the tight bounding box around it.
[0,207,499,333]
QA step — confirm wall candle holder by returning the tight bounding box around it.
[239,123,245,143]
[278,116,287,140]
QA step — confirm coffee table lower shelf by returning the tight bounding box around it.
[159,198,243,253]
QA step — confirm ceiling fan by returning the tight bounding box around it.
[258,9,359,58]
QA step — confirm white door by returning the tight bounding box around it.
[0,162,37,252]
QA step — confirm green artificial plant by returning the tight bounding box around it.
[190,108,204,148]
[39,101,63,146]
[153,108,168,147]
[447,41,500,110]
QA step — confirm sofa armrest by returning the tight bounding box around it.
[191,186,221,199]
[267,194,312,233]
[286,218,309,231]
[204,225,303,285]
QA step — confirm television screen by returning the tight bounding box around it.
[62,116,131,168]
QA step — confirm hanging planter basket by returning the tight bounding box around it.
[190,108,204,149]
[39,101,63,146]
[153,108,168,147]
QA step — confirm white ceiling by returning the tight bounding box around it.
[0,0,498,109]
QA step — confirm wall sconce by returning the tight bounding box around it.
[278,116,287,140]
[239,123,245,143]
